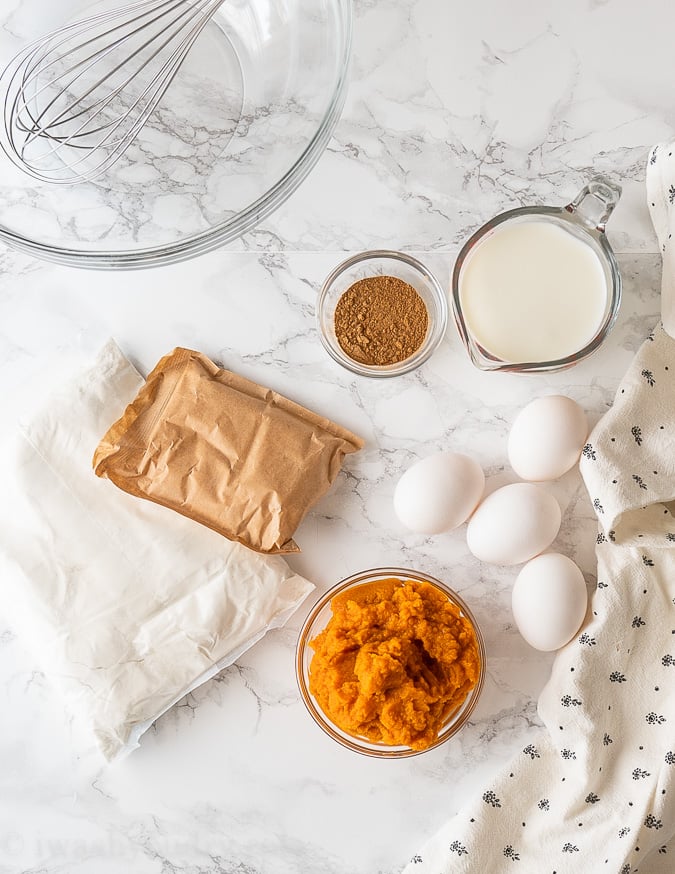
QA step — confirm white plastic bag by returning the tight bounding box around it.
[0,340,314,761]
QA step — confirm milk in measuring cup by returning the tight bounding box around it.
[458,220,608,364]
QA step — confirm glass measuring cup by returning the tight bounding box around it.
[451,176,622,373]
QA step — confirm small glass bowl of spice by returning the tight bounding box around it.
[317,250,448,377]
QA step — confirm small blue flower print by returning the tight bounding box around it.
[593,498,604,514]
[523,744,540,759]
[503,845,520,862]
[609,671,627,683]
[632,425,643,444]
[562,843,579,853]
[632,768,650,780]
[596,532,606,544]
[669,184,675,204]
[662,655,674,667]
[645,814,663,830]
[538,799,550,811]
[632,616,646,628]
[608,529,616,542]
[646,712,666,725]
[561,694,582,707]
[482,790,501,808]
[585,792,600,804]
[582,443,597,460]
[665,751,675,764]
[633,474,648,490]
[641,369,655,387]
[667,533,675,543]
[561,748,577,760]
[410,855,423,864]
[619,826,631,838]
[642,555,655,566]
[449,840,468,857]
[579,633,596,647]
[603,733,613,746]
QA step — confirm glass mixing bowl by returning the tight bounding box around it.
[296,567,486,758]
[0,0,351,268]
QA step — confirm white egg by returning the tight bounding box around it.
[393,452,485,534]
[466,482,561,565]
[508,395,589,481]
[512,553,588,651]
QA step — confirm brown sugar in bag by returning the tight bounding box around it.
[93,348,363,554]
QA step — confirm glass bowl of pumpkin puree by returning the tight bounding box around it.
[296,567,485,757]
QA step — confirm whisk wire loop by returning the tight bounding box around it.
[0,0,227,183]
[17,0,190,143]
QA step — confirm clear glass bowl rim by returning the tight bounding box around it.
[0,0,352,270]
[295,565,486,758]
[317,249,449,378]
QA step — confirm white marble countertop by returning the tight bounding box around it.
[0,1,669,872]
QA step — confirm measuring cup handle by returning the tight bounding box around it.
[565,175,622,233]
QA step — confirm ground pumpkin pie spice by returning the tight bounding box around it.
[308,577,480,750]
[333,275,429,366]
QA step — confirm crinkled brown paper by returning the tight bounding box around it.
[93,347,363,554]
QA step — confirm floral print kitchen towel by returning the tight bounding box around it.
[648,141,675,339]
[403,154,675,873]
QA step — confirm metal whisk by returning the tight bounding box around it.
[0,0,225,184]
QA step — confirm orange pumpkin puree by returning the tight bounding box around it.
[308,578,480,750]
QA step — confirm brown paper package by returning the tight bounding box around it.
[93,348,364,554]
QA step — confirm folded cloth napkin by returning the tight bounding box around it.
[0,340,314,762]
[403,158,675,873]
[647,141,675,339]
